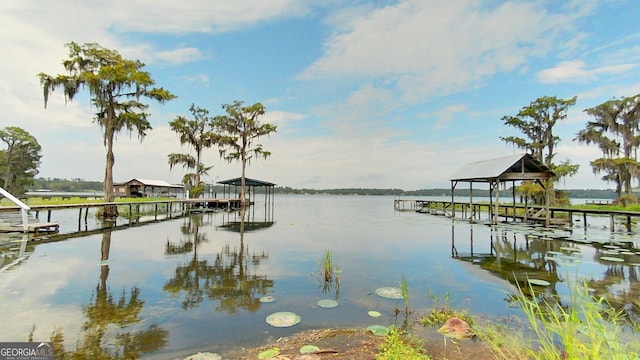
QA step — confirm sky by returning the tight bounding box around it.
[1,0,640,191]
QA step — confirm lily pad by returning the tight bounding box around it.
[368,310,381,317]
[528,279,550,286]
[600,256,624,262]
[259,296,276,303]
[366,325,389,336]
[374,287,403,299]
[182,352,221,360]
[317,299,338,308]
[300,345,320,354]
[266,312,301,328]
[258,348,280,359]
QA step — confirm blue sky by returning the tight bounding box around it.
[2,0,640,190]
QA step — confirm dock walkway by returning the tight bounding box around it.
[0,211,60,233]
[394,199,640,232]
[0,198,241,234]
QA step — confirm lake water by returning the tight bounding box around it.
[1,195,639,359]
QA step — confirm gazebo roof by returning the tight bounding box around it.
[450,153,555,183]
[217,177,276,187]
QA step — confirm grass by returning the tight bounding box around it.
[476,280,640,360]
[376,327,430,360]
[399,274,410,315]
[322,250,333,282]
[420,289,473,328]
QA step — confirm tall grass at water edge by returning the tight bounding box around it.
[477,280,640,360]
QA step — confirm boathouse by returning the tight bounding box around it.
[113,178,185,198]
[449,153,555,225]
[217,177,276,204]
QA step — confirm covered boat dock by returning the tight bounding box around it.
[449,153,556,225]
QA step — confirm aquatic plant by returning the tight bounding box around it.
[477,280,640,360]
[317,250,341,296]
[420,290,473,327]
[321,249,333,282]
[400,274,410,315]
[376,327,430,360]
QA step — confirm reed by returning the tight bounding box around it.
[399,274,409,315]
[477,280,640,360]
[322,250,333,282]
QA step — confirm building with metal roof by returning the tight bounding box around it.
[449,153,555,225]
[113,178,184,198]
[450,153,555,183]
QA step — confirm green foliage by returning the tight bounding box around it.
[576,94,640,199]
[478,280,640,360]
[0,126,42,195]
[32,177,103,192]
[500,95,577,168]
[420,290,473,327]
[376,327,430,360]
[399,274,410,314]
[38,42,176,206]
[322,250,333,282]
[167,104,220,198]
[212,100,277,204]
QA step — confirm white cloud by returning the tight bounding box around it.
[300,0,576,100]
[262,110,305,127]
[152,47,208,65]
[434,104,468,130]
[107,0,311,33]
[178,73,210,85]
[537,61,637,84]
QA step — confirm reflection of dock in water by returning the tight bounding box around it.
[0,211,60,233]
[449,221,640,301]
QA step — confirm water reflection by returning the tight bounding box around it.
[4,196,640,358]
[164,209,274,313]
[0,233,32,271]
[451,220,640,322]
[52,230,169,359]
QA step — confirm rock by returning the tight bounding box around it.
[293,355,321,360]
[437,317,473,340]
[181,352,222,360]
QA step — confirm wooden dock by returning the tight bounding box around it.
[0,197,241,234]
[394,199,640,232]
[0,210,60,234]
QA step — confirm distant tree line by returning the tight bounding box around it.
[27,178,619,199]
[31,178,103,192]
[274,186,619,199]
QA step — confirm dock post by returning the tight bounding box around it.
[610,214,615,232]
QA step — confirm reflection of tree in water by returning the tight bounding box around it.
[51,230,168,359]
[453,227,561,296]
[164,209,273,313]
[587,263,640,324]
[453,224,640,324]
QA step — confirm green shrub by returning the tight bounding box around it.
[376,327,430,360]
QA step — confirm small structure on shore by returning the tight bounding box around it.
[217,177,276,205]
[113,178,184,198]
[449,153,555,225]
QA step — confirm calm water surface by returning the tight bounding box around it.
[1,195,639,358]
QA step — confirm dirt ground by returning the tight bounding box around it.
[221,326,499,360]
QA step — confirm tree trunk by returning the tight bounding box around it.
[102,125,118,217]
